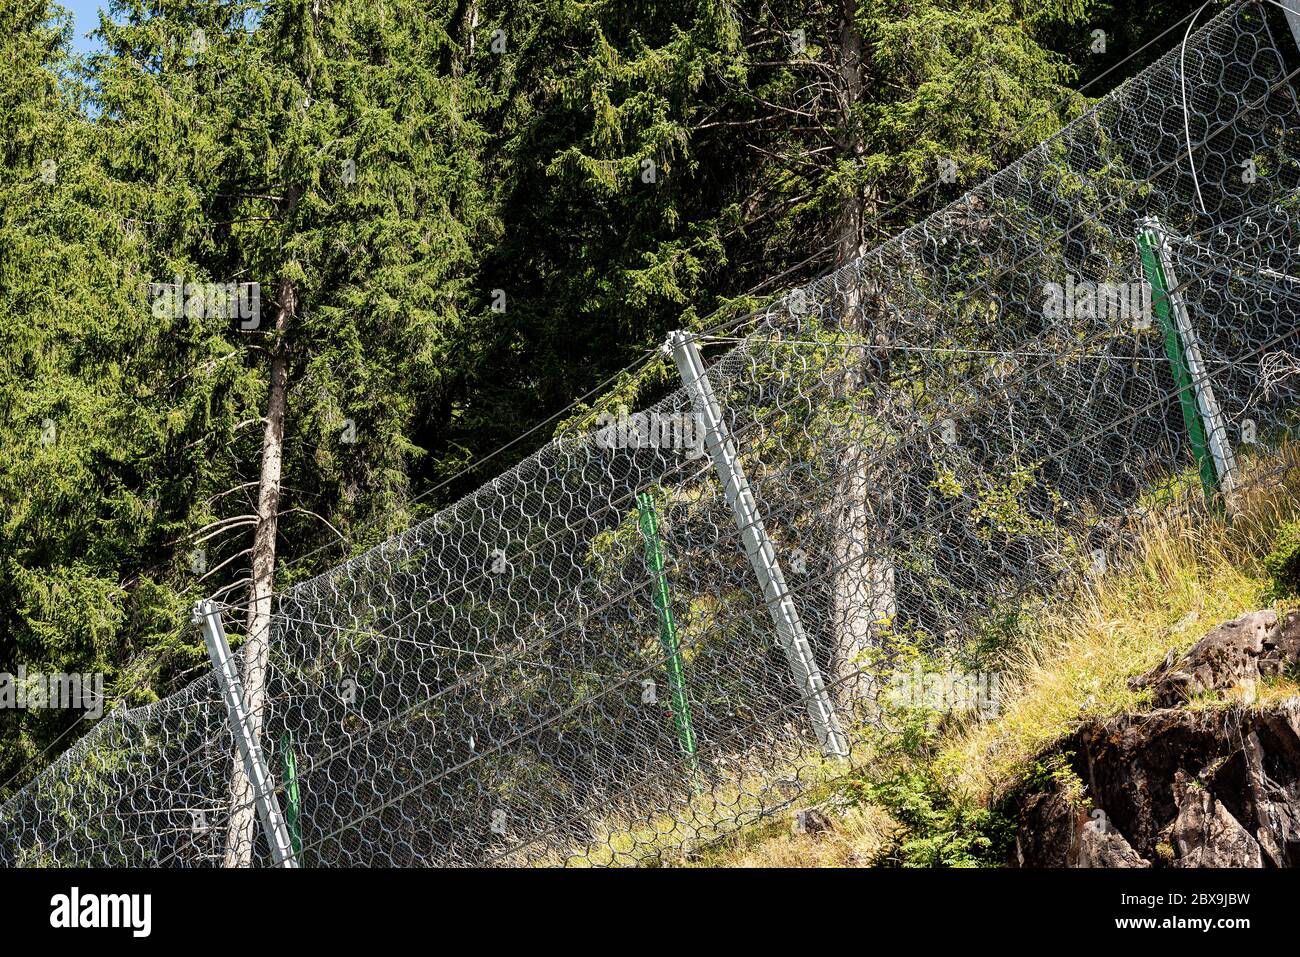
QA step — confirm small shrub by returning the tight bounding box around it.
[1264,521,1300,597]
[1021,751,1084,804]
[865,762,1016,868]
[860,698,1015,867]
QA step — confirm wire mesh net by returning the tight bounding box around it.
[3,0,1300,867]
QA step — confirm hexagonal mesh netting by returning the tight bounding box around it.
[3,0,1299,866]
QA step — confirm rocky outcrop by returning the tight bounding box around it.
[1015,610,1300,867]
[1080,812,1152,867]
[1130,609,1300,707]
[1170,770,1264,867]
[1015,784,1152,867]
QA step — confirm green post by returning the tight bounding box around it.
[1135,225,1218,502]
[635,491,698,767]
[279,731,302,862]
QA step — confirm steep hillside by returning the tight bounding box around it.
[694,448,1300,867]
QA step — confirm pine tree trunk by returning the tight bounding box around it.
[223,274,294,866]
[828,0,895,716]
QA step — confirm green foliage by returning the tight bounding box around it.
[0,0,496,795]
[964,602,1038,669]
[0,0,1199,797]
[1021,751,1085,804]
[867,764,1016,867]
[851,630,1017,867]
[859,707,1015,868]
[1265,521,1300,598]
[968,462,1063,543]
[466,0,1105,457]
[933,457,1066,545]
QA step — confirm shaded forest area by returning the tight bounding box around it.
[0,0,1209,794]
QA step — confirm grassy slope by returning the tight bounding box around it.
[940,447,1300,808]
[697,445,1300,867]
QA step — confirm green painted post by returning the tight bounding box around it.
[635,491,698,766]
[279,731,302,862]
[1135,226,1218,502]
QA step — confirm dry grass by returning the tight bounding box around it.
[690,803,897,867]
[527,447,1300,868]
[937,446,1300,806]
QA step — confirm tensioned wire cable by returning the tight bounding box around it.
[1179,190,1300,244]
[32,110,1300,852]
[178,294,1300,867]
[192,2,1215,606]
[699,339,1172,361]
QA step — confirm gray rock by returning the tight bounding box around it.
[1015,611,1300,867]
[1015,790,1076,867]
[792,808,834,835]
[1131,610,1300,707]
[1078,818,1151,868]
[1172,771,1263,867]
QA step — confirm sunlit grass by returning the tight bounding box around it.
[689,801,896,867]
[937,445,1300,806]
[524,446,1300,867]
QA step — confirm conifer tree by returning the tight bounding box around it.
[472,0,1098,701]
[165,0,496,862]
